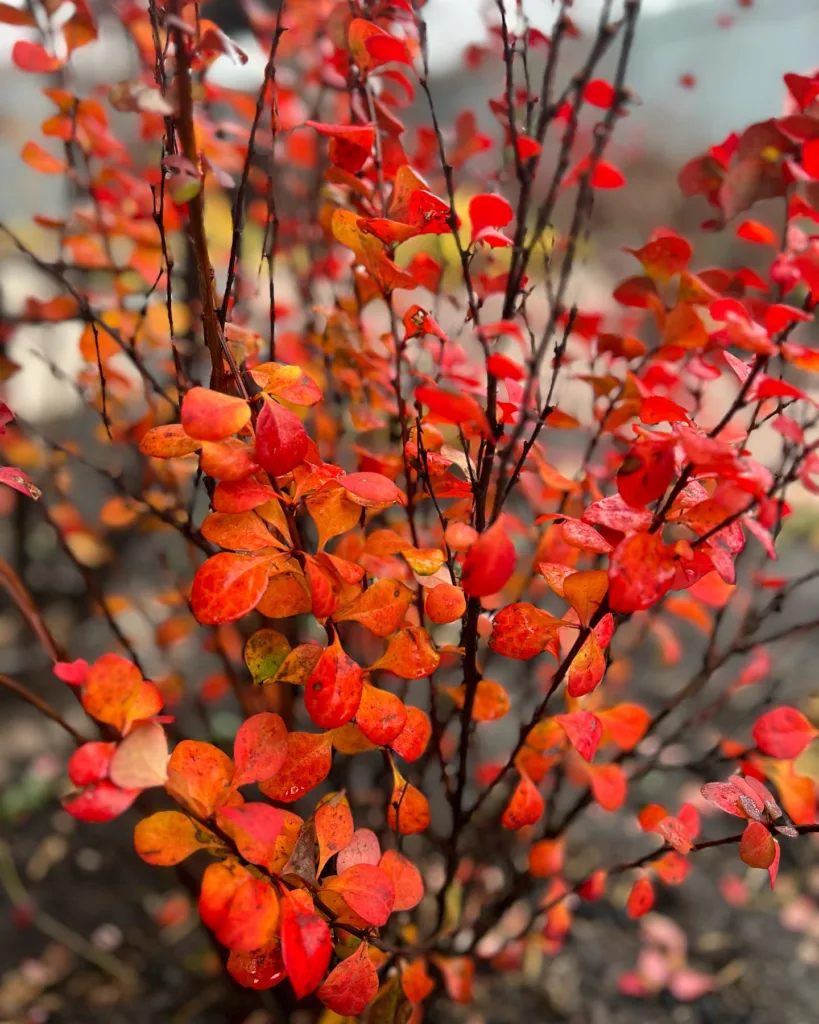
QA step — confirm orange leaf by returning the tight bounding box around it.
[315,792,354,875]
[138,423,202,458]
[180,387,250,442]
[444,679,510,722]
[389,707,431,762]
[425,583,467,623]
[134,810,223,865]
[199,859,279,952]
[596,704,650,751]
[490,602,561,659]
[21,140,65,174]
[200,511,280,552]
[587,762,627,811]
[370,626,440,679]
[81,654,162,735]
[306,485,362,550]
[563,570,608,627]
[501,772,544,829]
[334,579,413,637]
[379,850,424,911]
[566,630,606,697]
[388,763,430,834]
[356,683,407,746]
[251,362,322,406]
[165,740,237,819]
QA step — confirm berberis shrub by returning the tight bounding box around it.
[1,0,819,1017]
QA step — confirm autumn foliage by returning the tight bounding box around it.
[2,0,819,1018]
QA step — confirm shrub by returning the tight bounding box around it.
[2,0,819,1018]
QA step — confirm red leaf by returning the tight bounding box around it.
[768,838,781,889]
[280,891,332,998]
[739,820,776,869]
[617,442,676,508]
[752,706,817,759]
[414,383,491,439]
[12,40,63,73]
[318,943,378,1016]
[468,193,513,243]
[626,877,655,918]
[305,636,364,729]
[461,520,516,598]
[640,396,689,425]
[259,732,333,803]
[555,711,602,762]
[227,944,287,990]
[191,552,272,626]
[608,533,676,613]
[591,160,625,189]
[63,781,139,822]
[0,466,41,500]
[216,803,284,873]
[625,234,692,281]
[583,79,617,108]
[340,472,406,509]
[68,742,116,786]
[255,399,309,477]
[232,712,288,787]
[324,863,395,926]
[215,876,280,953]
[736,219,777,245]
